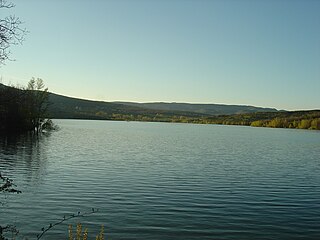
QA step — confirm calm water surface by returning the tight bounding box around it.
[0,120,320,239]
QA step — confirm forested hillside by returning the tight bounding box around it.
[46,92,319,130]
[47,92,279,119]
[116,102,278,115]
[47,93,206,120]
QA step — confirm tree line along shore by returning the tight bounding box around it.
[105,111,320,130]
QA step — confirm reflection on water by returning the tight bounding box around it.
[0,133,51,239]
[0,132,50,184]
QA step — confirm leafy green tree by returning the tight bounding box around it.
[267,118,284,128]
[298,119,311,129]
[310,119,320,130]
[251,120,264,127]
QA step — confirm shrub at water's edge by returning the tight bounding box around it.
[248,115,320,130]
[205,112,320,130]
[107,110,320,130]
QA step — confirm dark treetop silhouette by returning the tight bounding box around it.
[0,0,26,65]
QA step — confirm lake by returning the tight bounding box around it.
[1,120,320,240]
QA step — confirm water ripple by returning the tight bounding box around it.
[1,120,320,240]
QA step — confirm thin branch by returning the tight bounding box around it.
[36,209,99,240]
[0,0,14,8]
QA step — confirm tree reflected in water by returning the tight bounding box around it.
[0,133,51,184]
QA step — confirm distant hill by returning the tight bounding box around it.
[2,83,279,118]
[47,93,206,119]
[47,93,279,119]
[115,102,278,115]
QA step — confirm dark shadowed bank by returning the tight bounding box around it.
[0,79,57,134]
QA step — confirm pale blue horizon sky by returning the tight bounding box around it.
[1,0,319,110]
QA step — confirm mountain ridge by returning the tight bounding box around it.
[47,91,279,119]
[114,101,278,115]
[0,83,280,115]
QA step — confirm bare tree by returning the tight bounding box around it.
[0,0,26,65]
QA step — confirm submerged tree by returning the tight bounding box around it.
[25,78,51,133]
[0,0,26,65]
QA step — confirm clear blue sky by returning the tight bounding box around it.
[1,0,319,110]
